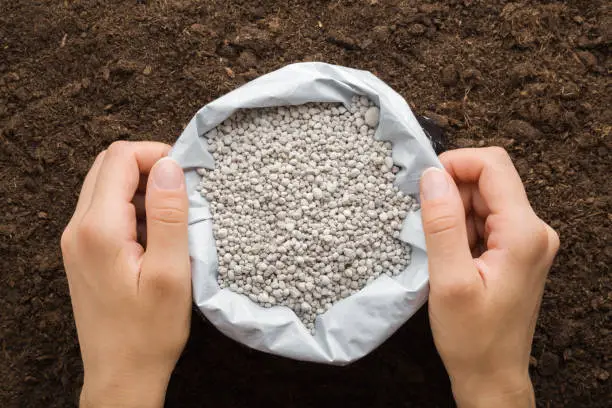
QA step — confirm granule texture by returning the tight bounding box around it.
[198,96,416,332]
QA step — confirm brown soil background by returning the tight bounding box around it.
[1,1,610,407]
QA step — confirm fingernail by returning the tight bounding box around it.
[421,167,449,200]
[151,158,184,190]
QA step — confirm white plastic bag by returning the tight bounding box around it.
[170,62,442,365]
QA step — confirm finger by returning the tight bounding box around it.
[73,151,106,223]
[439,147,531,215]
[420,168,481,290]
[88,141,171,241]
[141,158,190,292]
[93,141,171,203]
[457,183,472,216]
[456,182,493,225]
[458,184,487,253]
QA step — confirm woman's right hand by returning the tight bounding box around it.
[419,147,559,408]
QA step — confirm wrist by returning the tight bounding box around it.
[450,370,535,408]
[80,365,171,408]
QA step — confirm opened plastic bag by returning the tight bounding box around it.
[170,62,442,365]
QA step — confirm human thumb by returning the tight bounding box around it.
[420,168,476,288]
[143,157,189,278]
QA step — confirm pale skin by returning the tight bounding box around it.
[61,142,559,408]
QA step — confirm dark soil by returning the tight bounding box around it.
[1,1,610,407]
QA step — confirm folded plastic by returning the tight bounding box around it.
[170,62,442,365]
